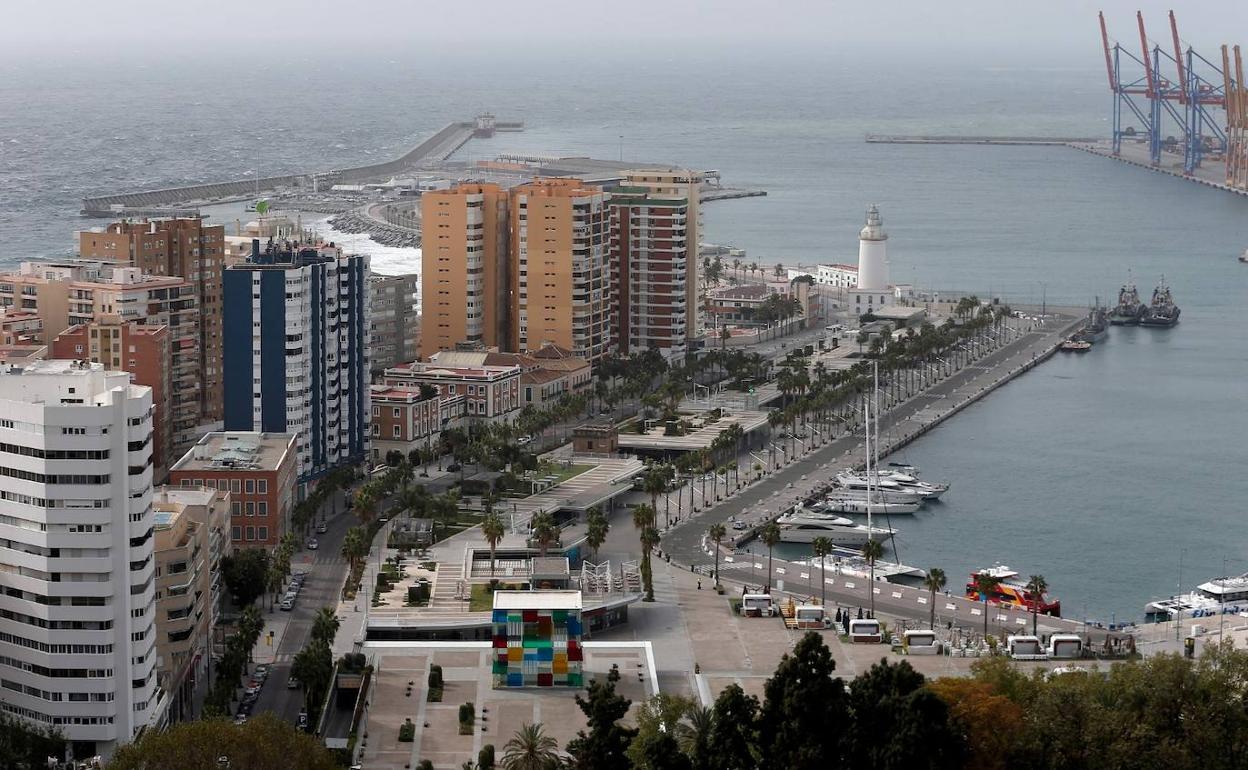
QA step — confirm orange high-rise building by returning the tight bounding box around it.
[508,178,612,363]
[419,183,510,359]
[79,218,226,420]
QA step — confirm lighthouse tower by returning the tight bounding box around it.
[856,204,889,291]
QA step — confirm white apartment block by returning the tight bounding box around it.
[0,360,158,759]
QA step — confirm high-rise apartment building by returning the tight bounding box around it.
[0,262,201,457]
[609,188,692,357]
[169,433,296,549]
[509,178,612,363]
[368,273,419,374]
[621,170,702,342]
[0,360,157,759]
[52,319,173,480]
[222,241,369,485]
[420,183,510,359]
[79,218,226,421]
[151,485,231,725]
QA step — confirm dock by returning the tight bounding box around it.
[80,116,508,216]
[866,134,1099,146]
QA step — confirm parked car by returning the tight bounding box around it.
[517,435,533,446]
[287,675,300,690]
[446,463,461,473]
[316,523,328,534]
[306,538,319,550]
[254,664,270,680]
[280,598,295,611]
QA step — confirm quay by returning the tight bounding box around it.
[80,116,512,216]
[866,134,1099,146]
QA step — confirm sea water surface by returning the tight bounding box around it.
[0,48,1244,621]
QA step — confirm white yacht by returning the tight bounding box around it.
[834,473,927,502]
[874,470,949,499]
[1145,573,1248,622]
[776,508,893,546]
[824,494,921,516]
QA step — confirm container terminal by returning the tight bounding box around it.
[869,10,1248,199]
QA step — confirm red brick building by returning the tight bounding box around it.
[168,432,297,549]
[368,385,464,465]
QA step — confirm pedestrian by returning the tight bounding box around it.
[697,580,702,590]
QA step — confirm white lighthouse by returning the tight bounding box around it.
[856,204,889,291]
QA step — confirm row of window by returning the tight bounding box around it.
[231,525,269,543]
[178,477,268,494]
[0,630,113,656]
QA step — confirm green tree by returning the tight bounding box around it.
[702,684,757,770]
[757,632,848,770]
[585,506,609,562]
[924,568,948,630]
[632,503,657,601]
[529,511,558,557]
[482,512,506,576]
[1026,574,1048,637]
[108,713,338,770]
[862,539,884,617]
[760,522,781,593]
[340,526,368,574]
[708,523,727,590]
[0,711,65,770]
[311,607,340,646]
[972,572,1003,640]
[222,548,269,607]
[566,670,636,770]
[291,641,333,725]
[811,536,833,609]
[845,658,964,769]
[502,722,561,770]
[627,694,696,770]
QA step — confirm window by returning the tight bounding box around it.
[257,479,267,494]
[245,526,255,541]
[245,502,254,516]
[393,425,401,438]
[231,502,240,516]
[230,479,240,494]
[245,479,254,494]
[257,501,267,516]
[257,526,268,542]
[392,408,400,418]
[232,526,241,541]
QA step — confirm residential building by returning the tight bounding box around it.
[428,344,591,409]
[222,241,370,485]
[169,432,297,549]
[528,343,593,392]
[0,310,47,365]
[621,169,702,339]
[608,187,691,357]
[367,385,463,465]
[705,281,809,326]
[384,358,520,424]
[368,273,419,375]
[0,360,157,759]
[509,178,612,363]
[151,485,231,725]
[420,183,510,359]
[0,261,201,457]
[787,264,859,289]
[79,218,226,421]
[52,319,174,480]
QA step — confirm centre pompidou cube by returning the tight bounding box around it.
[491,590,583,688]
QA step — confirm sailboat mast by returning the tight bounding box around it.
[864,389,872,538]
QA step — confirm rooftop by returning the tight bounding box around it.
[710,284,771,300]
[171,431,296,473]
[492,589,583,611]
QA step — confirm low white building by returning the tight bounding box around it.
[0,360,158,759]
[788,264,859,289]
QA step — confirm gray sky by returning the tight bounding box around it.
[4,1,1245,59]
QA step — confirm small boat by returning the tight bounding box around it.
[966,565,1061,617]
[1060,338,1092,352]
[1145,572,1248,622]
[776,508,893,546]
[1108,279,1146,325]
[1139,276,1180,327]
[1238,249,1247,264]
[823,495,922,516]
[834,473,927,503]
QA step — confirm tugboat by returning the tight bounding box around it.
[1108,280,1146,325]
[1074,302,1109,343]
[1139,277,1180,327]
[967,565,1061,617]
[1060,337,1092,352]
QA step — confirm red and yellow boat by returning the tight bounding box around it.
[965,565,1061,616]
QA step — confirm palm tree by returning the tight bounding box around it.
[760,522,781,594]
[482,512,505,576]
[1026,574,1048,636]
[529,511,558,557]
[265,564,284,612]
[643,466,669,528]
[311,607,340,646]
[632,503,657,601]
[773,263,784,280]
[972,572,1003,640]
[708,523,727,590]
[811,537,833,609]
[502,722,560,770]
[923,568,947,630]
[585,506,608,561]
[749,261,759,283]
[862,539,884,617]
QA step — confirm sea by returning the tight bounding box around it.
[1,48,1244,623]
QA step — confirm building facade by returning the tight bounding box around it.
[151,485,230,725]
[621,170,702,340]
[420,183,510,359]
[52,319,174,481]
[509,179,612,363]
[609,188,691,357]
[168,432,296,549]
[222,241,370,484]
[367,385,462,465]
[384,358,520,424]
[491,590,583,688]
[368,273,419,376]
[79,218,226,421]
[787,264,859,289]
[0,361,157,759]
[0,261,201,458]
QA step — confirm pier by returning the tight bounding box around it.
[866,134,1098,146]
[80,117,509,216]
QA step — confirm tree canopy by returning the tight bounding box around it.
[108,713,338,770]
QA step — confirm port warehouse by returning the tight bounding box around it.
[80,117,520,215]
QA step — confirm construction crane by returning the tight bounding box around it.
[1223,45,1247,189]
[1165,11,1228,174]
[1099,11,1152,156]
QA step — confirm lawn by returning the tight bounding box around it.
[469,582,526,611]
